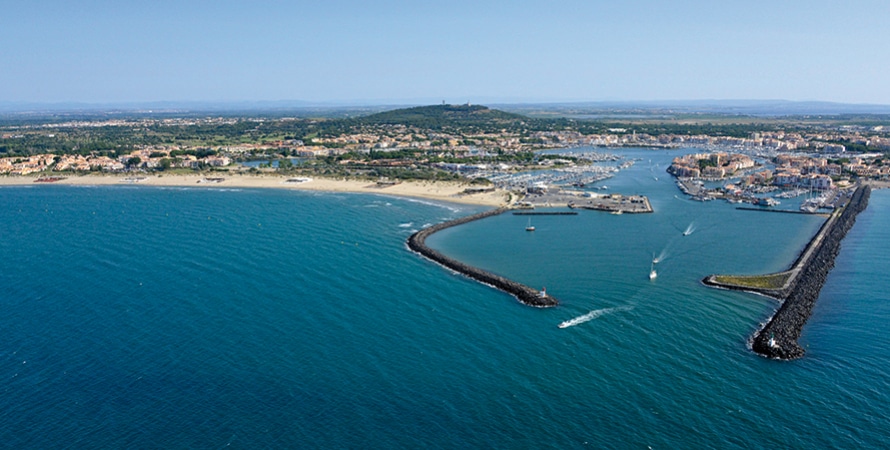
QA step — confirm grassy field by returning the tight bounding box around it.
[711,272,792,290]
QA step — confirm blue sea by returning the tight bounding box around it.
[2,148,889,448]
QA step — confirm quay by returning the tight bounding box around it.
[569,194,653,214]
[736,207,828,216]
[407,209,558,308]
[523,190,653,214]
[703,185,871,360]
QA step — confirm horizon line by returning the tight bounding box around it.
[3,98,890,116]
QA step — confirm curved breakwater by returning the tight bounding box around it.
[407,208,558,307]
[742,185,870,359]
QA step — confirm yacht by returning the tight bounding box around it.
[525,218,535,232]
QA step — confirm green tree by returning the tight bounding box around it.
[698,159,716,170]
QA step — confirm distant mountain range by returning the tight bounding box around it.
[2,99,890,117]
[495,100,890,117]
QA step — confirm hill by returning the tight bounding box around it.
[355,104,528,129]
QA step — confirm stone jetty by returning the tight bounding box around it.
[512,211,578,216]
[705,185,871,360]
[407,208,558,308]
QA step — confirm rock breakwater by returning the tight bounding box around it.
[408,208,558,308]
[750,185,870,359]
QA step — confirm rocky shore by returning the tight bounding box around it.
[407,209,558,308]
[749,185,871,359]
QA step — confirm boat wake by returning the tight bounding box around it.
[558,305,634,328]
[392,195,463,213]
[653,249,668,264]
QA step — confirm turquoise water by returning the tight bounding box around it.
[1,148,889,448]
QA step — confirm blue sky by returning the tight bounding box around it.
[3,0,889,105]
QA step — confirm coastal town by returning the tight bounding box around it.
[8,1,890,447]
[2,105,889,212]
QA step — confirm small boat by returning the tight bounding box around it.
[649,263,657,280]
[525,218,535,232]
[800,205,818,214]
[610,210,623,215]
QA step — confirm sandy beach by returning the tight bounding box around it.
[0,174,512,207]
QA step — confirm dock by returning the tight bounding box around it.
[569,194,653,214]
[736,207,828,216]
[523,189,653,214]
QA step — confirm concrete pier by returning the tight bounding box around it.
[704,185,871,360]
[524,190,653,214]
[407,208,558,308]
[736,207,828,216]
[569,194,653,214]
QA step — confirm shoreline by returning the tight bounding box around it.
[0,173,511,207]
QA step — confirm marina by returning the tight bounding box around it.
[470,151,626,192]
